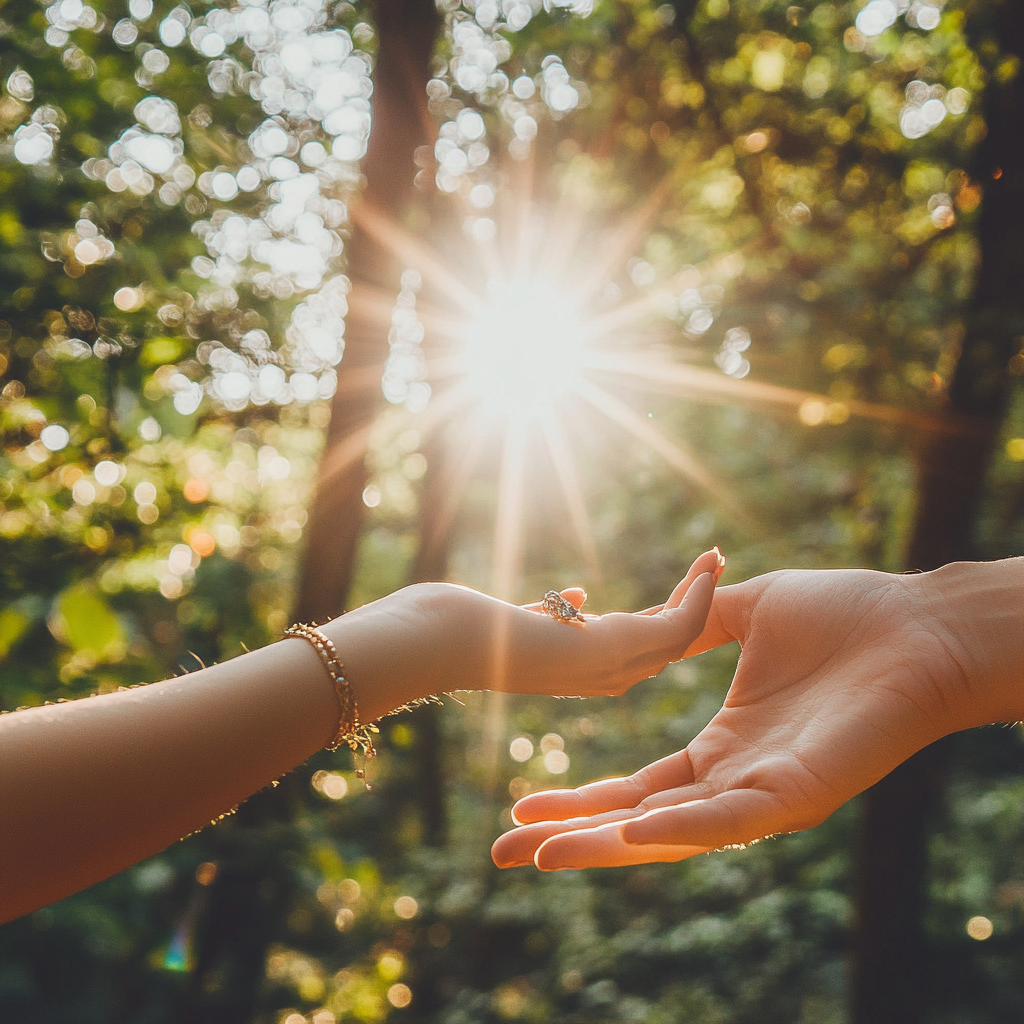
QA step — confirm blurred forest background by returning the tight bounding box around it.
[0,1,1022,1022]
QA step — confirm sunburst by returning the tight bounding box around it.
[334,162,954,786]
[347,176,944,601]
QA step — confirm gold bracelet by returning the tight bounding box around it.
[285,621,447,779]
[284,622,380,767]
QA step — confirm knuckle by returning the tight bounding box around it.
[636,795,666,815]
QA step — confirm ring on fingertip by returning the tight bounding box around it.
[541,590,582,622]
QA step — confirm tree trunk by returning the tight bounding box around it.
[183,7,443,1021]
[294,0,441,624]
[407,432,459,847]
[851,3,1024,1021]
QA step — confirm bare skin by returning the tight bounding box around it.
[0,549,722,924]
[492,558,1023,871]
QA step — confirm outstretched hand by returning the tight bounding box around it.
[330,548,725,722]
[0,547,721,924]
[492,565,997,870]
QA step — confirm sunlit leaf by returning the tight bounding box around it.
[54,585,123,659]
[0,608,30,660]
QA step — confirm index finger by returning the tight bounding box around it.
[512,748,695,824]
[535,821,712,870]
[491,806,644,868]
[636,548,726,616]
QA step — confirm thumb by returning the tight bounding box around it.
[558,587,587,611]
[681,583,749,657]
[659,571,716,657]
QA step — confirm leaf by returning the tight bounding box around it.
[55,585,123,659]
[141,336,186,366]
[0,607,30,660]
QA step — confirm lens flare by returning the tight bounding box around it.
[460,279,586,415]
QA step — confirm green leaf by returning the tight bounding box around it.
[0,607,30,660]
[141,336,186,366]
[56,586,123,659]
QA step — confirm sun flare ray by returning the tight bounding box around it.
[572,377,736,511]
[481,410,531,792]
[317,421,376,488]
[491,411,530,601]
[535,192,597,285]
[587,352,962,433]
[573,172,676,304]
[539,409,601,579]
[415,407,493,573]
[506,152,539,283]
[583,290,676,340]
[350,202,484,314]
[347,283,469,343]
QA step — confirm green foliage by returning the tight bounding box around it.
[53,583,123,656]
[1,2,1022,1023]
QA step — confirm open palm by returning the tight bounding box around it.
[492,568,966,870]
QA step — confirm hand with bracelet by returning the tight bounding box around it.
[0,548,723,924]
[491,558,1023,871]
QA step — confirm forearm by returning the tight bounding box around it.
[0,630,382,925]
[0,586,566,921]
[918,557,1024,730]
[0,569,718,919]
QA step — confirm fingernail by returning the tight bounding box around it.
[535,845,573,871]
[712,546,726,577]
[621,823,644,845]
[496,859,527,869]
[536,857,572,871]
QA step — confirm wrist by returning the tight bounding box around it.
[916,558,1024,729]
[314,613,398,727]
[314,584,462,723]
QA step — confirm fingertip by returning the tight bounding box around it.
[534,837,571,871]
[491,841,525,869]
[712,546,726,581]
[512,789,577,824]
[492,821,549,868]
[620,821,643,845]
[559,587,587,611]
[664,549,722,608]
[511,795,538,825]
